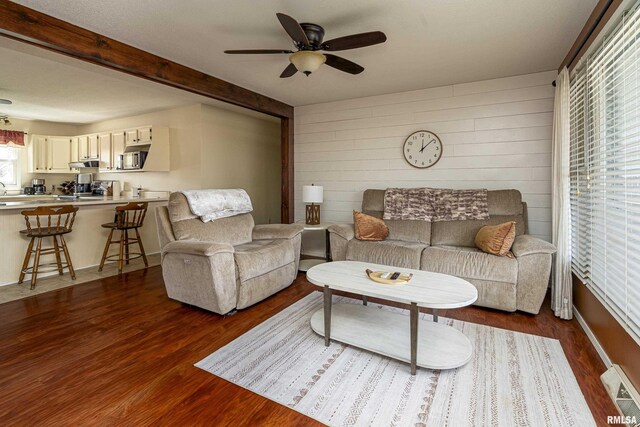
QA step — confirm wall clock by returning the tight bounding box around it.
[403,130,443,168]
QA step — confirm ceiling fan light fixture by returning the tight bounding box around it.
[289,51,326,76]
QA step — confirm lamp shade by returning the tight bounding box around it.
[302,185,323,203]
[289,51,326,75]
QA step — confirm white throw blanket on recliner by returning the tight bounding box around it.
[180,189,253,222]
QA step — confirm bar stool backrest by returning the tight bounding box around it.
[115,202,148,228]
[21,205,79,236]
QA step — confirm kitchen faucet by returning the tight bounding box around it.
[0,182,6,196]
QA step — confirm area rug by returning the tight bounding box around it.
[196,292,595,426]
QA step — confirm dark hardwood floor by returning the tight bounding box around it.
[0,266,620,426]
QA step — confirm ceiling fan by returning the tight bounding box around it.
[224,13,387,78]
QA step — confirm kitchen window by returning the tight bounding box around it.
[0,145,21,189]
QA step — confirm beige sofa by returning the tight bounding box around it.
[155,192,304,314]
[328,189,556,314]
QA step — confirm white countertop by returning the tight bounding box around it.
[0,194,168,210]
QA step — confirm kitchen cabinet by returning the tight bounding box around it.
[78,134,99,160]
[98,131,125,172]
[112,131,125,168]
[98,133,112,171]
[48,137,72,172]
[29,135,72,173]
[70,137,79,163]
[99,132,126,171]
[31,135,47,172]
[125,126,153,147]
[28,126,169,174]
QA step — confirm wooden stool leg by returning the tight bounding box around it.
[98,229,114,272]
[124,229,130,265]
[59,235,76,280]
[52,236,64,275]
[30,237,43,290]
[135,228,148,267]
[18,237,35,284]
[118,230,125,274]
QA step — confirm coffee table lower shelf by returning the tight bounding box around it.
[310,303,473,371]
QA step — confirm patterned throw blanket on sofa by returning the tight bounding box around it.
[383,187,489,221]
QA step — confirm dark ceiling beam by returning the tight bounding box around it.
[0,0,293,119]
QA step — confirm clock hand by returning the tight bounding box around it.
[419,142,426,153]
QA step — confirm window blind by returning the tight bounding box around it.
[570,1,640,341]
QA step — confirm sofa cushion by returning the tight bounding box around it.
[168,193,254,246]
[385,219,431,245]
[421,246,518,284]
[354,211,389,241]
[346,239,427,269]
[234,239,295,282]
[430,215,525,247]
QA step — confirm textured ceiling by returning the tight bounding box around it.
[0,38,277,123]
[13,0,596,107]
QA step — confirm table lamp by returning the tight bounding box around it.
[303,184,323,225]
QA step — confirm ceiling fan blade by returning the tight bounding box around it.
[280,63,298,78]
[324,54,364,75]
[224,49,293,54]
[276,13,310,47]
[322,31,387,51]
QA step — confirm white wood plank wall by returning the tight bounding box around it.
[294,70,556,250]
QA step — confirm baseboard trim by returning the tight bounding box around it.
[574,305,612,368]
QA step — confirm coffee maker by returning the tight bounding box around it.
[32,178,46,195]
[75,173,93,195]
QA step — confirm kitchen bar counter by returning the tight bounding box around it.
[0,195,167,286]
[0,194,168,210]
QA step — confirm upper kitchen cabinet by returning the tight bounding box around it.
[125,126,154,147]
[112,131,125,166]
[98,133,112,171]
[29,135,73,173]
[99,131,126,171]
[78,134,99,160]
[48,136,72,172]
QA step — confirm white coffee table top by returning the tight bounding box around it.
[307,260,477,309]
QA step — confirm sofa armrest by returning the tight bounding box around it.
[252,224,304,240]
[328,224,355,241]
[512,235,556,258]
[163,240,234,257]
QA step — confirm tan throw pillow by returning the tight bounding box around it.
[475,221,516,257]
[354,210,389,241]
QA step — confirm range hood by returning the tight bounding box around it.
[69,160,99,168]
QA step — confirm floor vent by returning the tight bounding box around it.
[601,365,640,427]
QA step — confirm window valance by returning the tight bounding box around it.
[0,130,25,147]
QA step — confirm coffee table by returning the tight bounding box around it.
[306,260,478,374]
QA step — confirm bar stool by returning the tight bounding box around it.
[19,205,78,289]
[98,202,149,274]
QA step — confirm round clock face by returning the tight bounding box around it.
[403,130,443,168]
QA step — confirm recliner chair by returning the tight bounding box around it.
[155,192,304,314]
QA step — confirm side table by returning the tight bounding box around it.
[297,222,332,272]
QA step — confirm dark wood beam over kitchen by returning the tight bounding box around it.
[0,0,295,223]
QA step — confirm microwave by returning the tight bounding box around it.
[119,151,147,170]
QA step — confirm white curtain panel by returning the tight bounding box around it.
[551,67,572,320]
